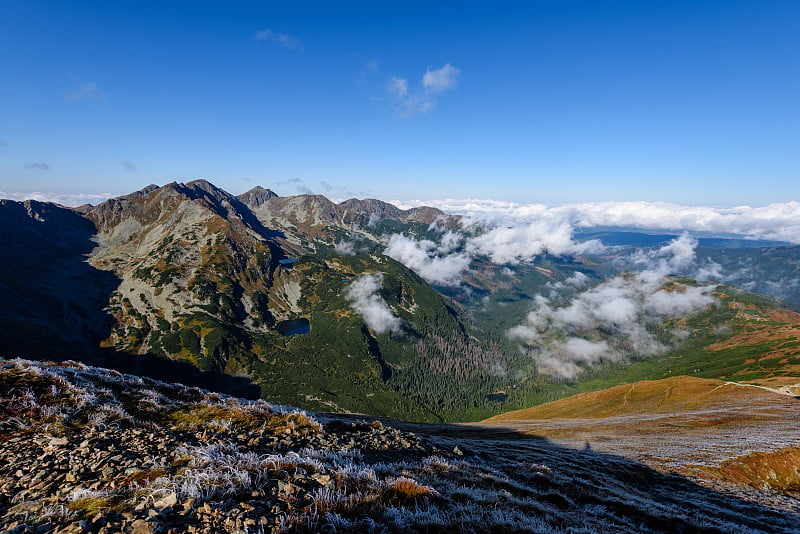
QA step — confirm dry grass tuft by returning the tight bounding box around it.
[67,494,125,518]
[169,404,321,436]
[380,477,433,503]
[117,468,168,487]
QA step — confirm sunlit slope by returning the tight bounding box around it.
[481,373,800,496]
[485,376,787,421]
[699,447,800,493]
[701,300,800,379]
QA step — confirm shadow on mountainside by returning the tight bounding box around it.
[0,199,262,400]
[0,200,118,359]
[91,347,261,399]
[329,413,800,533]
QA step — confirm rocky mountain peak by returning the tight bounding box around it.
[237,186,279,208]
[87,180,252,234]
[339,197,449,225]
[340,198,402,220]
[183,179,230,199]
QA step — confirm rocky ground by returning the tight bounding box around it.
[1,358,798,533]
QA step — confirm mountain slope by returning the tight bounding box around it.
[241,189,451,256]
[82,181,495,420]
[488,282,800,414]
[86,180,280,370]
[485,375,796,420]
[2,358,796,533]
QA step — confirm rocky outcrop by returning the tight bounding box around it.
[236,187,279,209]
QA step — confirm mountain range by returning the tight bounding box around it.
[2,180,800,424]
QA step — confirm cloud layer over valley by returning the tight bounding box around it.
[384,232,472,287]
[507,235,718,379]
[391,199,800,244]
[383,219,604,287]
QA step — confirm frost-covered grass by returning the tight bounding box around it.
[1,357,797,534]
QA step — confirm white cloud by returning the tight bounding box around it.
[507,234,717,379]
[466,221,604,264]
[335,240,357,256]
[255,28,303,51]
[630,232,697,275]
[0,191,115,207]
[383,219,602,286]
[387,63,461,116]
[694,260,725,282]
[547,271,589,292]
[67,80,103,101]
[344,273,403,335]
[384,233,471,287]
[388,76,409,98]
[389,198,800,244]
[422,63,460,93]
[645,284,718,316]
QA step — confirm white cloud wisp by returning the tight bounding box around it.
[254,28,303,51]
[388,63,461,116]
[382,220,602,286]
[344,273,403,335]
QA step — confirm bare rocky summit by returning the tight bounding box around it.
[1,358,798,533]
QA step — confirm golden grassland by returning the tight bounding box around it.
[693,447,800,493]
[483,376,792,421]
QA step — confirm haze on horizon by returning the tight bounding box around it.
[1,1,798,206]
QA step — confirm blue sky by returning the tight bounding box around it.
[1,0,798,206]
